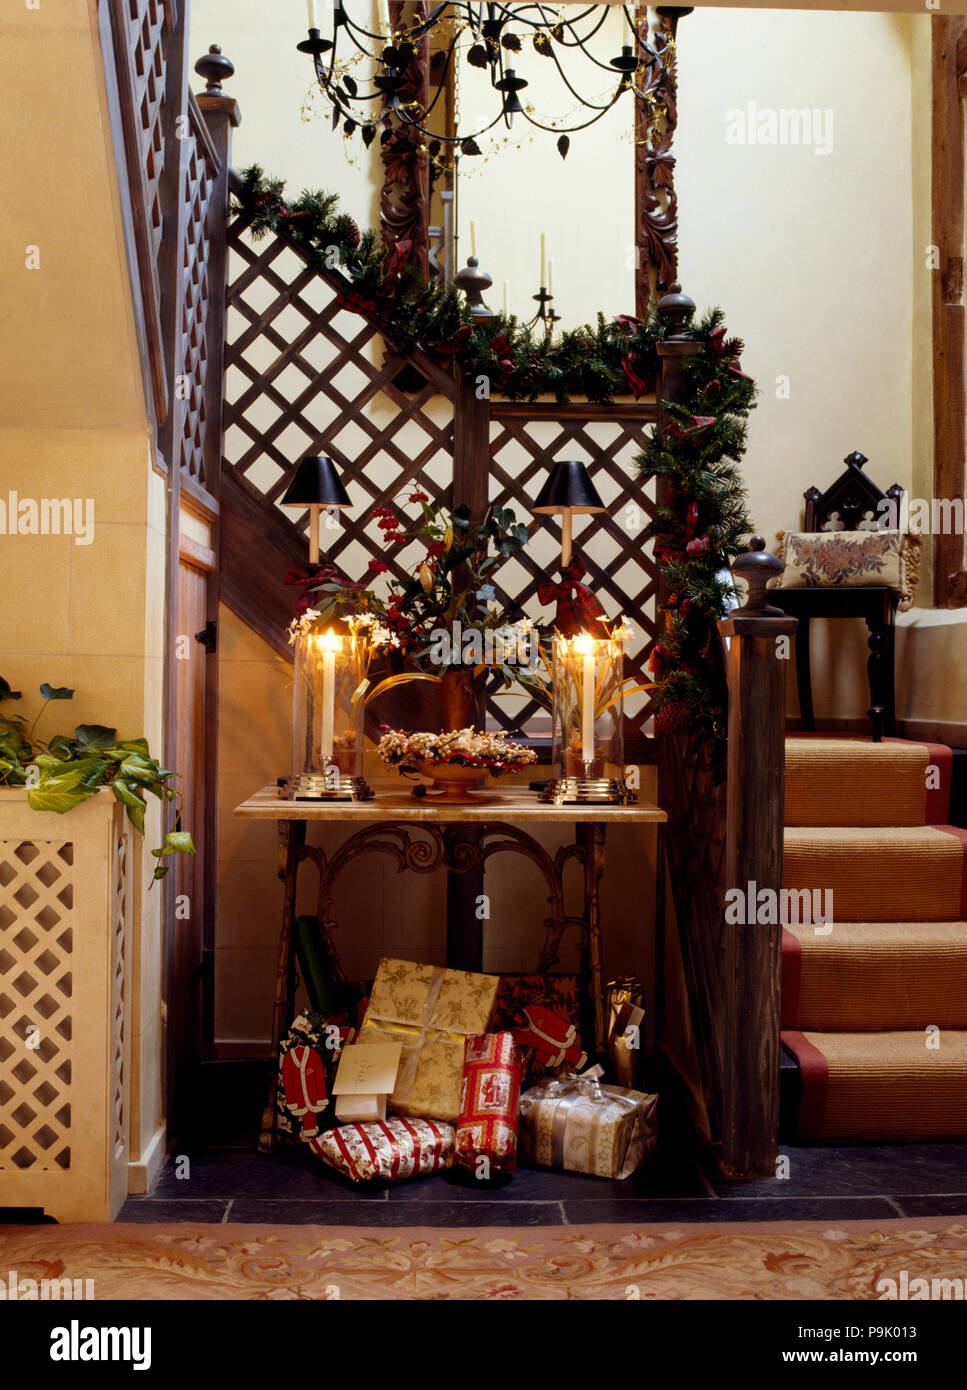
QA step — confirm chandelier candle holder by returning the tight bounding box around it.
[286,616,374,801]
[540,629,635,805]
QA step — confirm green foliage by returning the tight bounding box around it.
[635,308,757,779]
[233,167,665,403]
[0,681,194,882]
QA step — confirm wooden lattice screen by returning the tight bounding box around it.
[222,205,659,746]
[173,93,220,504]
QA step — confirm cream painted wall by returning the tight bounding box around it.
[1,3,168,1182]
[190,0,382,225]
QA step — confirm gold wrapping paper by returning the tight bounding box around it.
[519,1066,658,1179]
[358,958,499,1122]
[606,977,645,1090]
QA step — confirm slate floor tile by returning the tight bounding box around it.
[562,1196,899,1225]
[891,1195,967,1218]
[708,1143,967,1199]
[116,1199,230,1224]
[226,1199,563,1226]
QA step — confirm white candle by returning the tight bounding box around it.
[548,258,553,296]
[378,0,391,38]
[309,503,320,565]
[470,220,476,258]
[503,279,509,316]
[319,630,338,765]
[307,0,319,30]
[575,634,595,769]
[540,233,546,288]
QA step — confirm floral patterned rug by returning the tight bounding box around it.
[1,1217,966,1300]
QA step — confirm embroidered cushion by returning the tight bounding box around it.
[774,530,920,611]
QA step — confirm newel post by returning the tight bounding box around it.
[718,538,797,1176]
[195,46,241,496]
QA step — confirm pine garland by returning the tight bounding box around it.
[233,166,756,773]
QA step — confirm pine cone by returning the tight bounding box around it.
[335,214,361,249]
[655,701,691,735]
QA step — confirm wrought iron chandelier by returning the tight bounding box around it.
[299,3,692,155]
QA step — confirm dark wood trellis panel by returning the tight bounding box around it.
[220,205,660,750]
[107,0,175,424]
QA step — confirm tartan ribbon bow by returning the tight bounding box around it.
[538,557,608,637]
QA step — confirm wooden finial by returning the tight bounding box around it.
[195,44,235,94]
[731,536,785,616]
[656,281,695,337]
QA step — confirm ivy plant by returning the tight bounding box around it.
[0,677,195,882]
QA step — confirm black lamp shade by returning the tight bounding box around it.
[280,455,351,508]
[532,459,605,515]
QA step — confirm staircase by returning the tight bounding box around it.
[781,737,967,1140]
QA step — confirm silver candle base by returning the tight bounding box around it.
[539,777,636,806]
[282,774,374,802]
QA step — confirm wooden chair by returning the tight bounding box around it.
[770,452,904,739]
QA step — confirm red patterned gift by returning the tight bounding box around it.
[493,974,586,1085]
[310,1117,455,1183]
[276,1010,356,1144]
[455,1032,522,1175]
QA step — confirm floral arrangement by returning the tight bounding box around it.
[290,493,533,678]
[377,727,537,775]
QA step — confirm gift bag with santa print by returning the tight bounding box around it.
[492,974,587,1086]
[454,1032,522,1176]
[276,1010,355,1145]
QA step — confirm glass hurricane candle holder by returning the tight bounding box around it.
[286,619,373,800]
[540,631,634,804]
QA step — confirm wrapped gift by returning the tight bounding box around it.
[310,1117,455,1183]
[605,976,646,1090]
[277,1010,356,1143]
[357,958,499,1122]
[510,1004,587,1076]
[519,1066,658,1179]
[493,974,586,1085]
[455,1033,522,1175]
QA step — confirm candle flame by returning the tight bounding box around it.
[317,629,340,653]
[573,633,594,657]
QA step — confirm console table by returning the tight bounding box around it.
[234,784,666,1150]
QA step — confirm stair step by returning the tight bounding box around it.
[783,825,967,921]
[783,922,967,1030]
[782,1030,967,1140]
[784,738,951,827]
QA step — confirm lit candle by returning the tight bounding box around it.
[503,279,509,316]
[575,633,595,770]
[318,629,338,765]
[307,0,319,29]
[540,233,546,288]
[309,503,320,565]
[470,220,476,258]
[548,258,553,297]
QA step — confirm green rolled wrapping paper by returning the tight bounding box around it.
[293,915,344,1018]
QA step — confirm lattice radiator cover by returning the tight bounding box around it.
[0,791,132,1222]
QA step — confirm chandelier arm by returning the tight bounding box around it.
[516,94,623,135]
[397,105,506,143]
[493,3,604,33]
[542,43,628,103]
[416,28,464,120]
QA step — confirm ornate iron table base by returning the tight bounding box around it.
[256,817,607,1152]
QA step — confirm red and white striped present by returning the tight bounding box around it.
[455,1032,522,1175]
[310,1117,455,1183]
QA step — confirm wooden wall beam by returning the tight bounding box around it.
[932,15,967,607]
